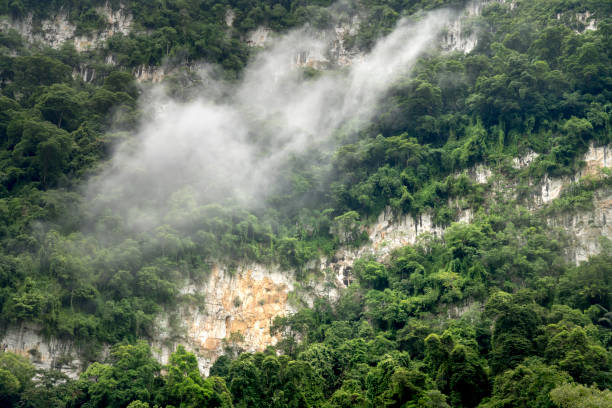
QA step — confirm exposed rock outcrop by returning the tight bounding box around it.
[440,0,499,53]
[327,209,474,289]
[292,18,362,68]
[512,151,539,169]
[0,265,296,377]
[0,3,132,52]
[0,140,609,377]
[0,324,81,378]
[72,64,96,83]
[575,11,597,31]
[536,144,610,206]
[225,10,235,28]
[153,265,296,375]
[557,10,598,32]
[246,17,363,69]
[133,64,167,83]
[246,26,272,47]
[441,3,481,53]
[542,144,611,263]
[550,188,612,264]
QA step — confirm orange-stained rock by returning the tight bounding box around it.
[203,338,221,350]
[153,265,296,374]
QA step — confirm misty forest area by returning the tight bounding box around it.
[0,0,611,407]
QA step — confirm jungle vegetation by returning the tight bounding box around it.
[0,0,610,406]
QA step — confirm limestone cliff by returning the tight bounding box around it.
[0,3,134,83]
[246,17,363,69]
[441,0,487,53]
[152,265,296,375]
[133,65,167,83]
[550,188,612,264]
[2,144,610,376]
[293,18,363,69]
[542,145,612,264]
[163,143,612,372]
[0,324,81,378]
[327,209,474,289]
[0,3,132,52]
[246,26,272,48]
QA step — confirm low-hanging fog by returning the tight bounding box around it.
[87,7,457,232]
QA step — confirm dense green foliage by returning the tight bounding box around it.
[0,0,611,406]
[261,208,612,407]
[0,0,473,73]
[0,343,234,407]
[1,234,610,406]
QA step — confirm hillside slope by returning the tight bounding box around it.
[0,0,611,407]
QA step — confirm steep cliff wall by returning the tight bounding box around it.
[441,0,487,53]
[327,143,612,287]
[152,265,296,375]
[0,265,297,377]
[292,18,363,69]
[133,64,167,83]
[550,188,612,264]
[0,3,132,52]
[441,1,598,53]
[246,26,272,47]
[1,3,133,83]
[167,143,612,372]
[1,144,609,376]
[542,145,611,263]
[327,208,474,288]
[0,324,81,378]
[246,17,363,69]
[536,145,609,206]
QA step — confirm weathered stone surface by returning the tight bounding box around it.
[0,324,81,378]
[0,3,132,52]
[536,144,610,206]
[544,144,611,264]
[551,189,612,264]
[152,264,296,374]
[326,208,474,289]
[246,26,272,47]
[441,0,495,53]
[246,17,363,69]
[133,64,167,83]
[512,151,539,169]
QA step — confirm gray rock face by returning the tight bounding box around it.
[544,145,611,264]
[1,324,81,378]
[246,17,363,69]
[551,189,612,264]
[2,3,133,82]
[0,3,132,52]
[440,0,491,53]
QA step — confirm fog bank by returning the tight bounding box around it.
[88,8,456,231]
